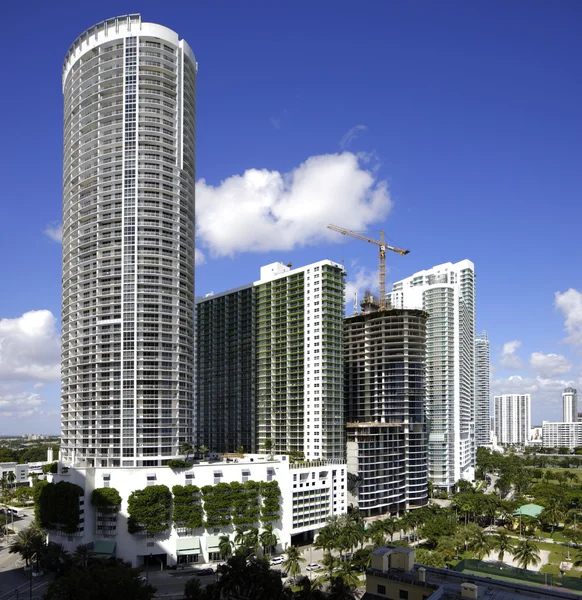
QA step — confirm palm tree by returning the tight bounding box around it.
[327,576,358,600]
[233,526,247,549]
[491,532,514,562]
[218,535,233,560]
[243,527,259,554]
[541,506,564,535]
[366,520,386,547]
[513,539,541,570]
[8,527,37,567]
[43,542,71,574]
[259,524,278,556]
[197,445,209,459]
[468,531,492,560]
[282,545,305,579]
[72,543,94,568]
[6,471,16,489]
[293,576,326,600]
[382,517,399,542]
[180,443,193,462]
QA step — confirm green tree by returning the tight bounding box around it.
[513,539,541,570]
[327,576,358,600]
[468,531,492,560]
[72,543,95,568]
[282,545,305,579]
[44,559,156,600]
[492,532,514,562]
[218,535,233,560]
[180,443,193,462]
[8,524,45,569]
[259,524,278,556]
[127,485,172,534]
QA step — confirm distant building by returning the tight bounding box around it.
[388,260,476,491]
[563,388,578,423]
[344,296,429,517]
[494,394,531,445]
[542,421,582,449]
[475,331,491,447]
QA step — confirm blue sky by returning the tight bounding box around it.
[0,0,581,434]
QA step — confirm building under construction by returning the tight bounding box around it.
[344,294,429,517]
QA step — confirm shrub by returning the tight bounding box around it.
[127,485,171,534]
[91,488,122,513]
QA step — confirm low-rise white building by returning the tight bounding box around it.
[542,421,582,449]
[47,455,347,567]
[0,462,31,486]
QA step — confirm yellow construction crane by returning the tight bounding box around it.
[328,223,410,310]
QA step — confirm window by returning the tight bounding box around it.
[399,590,409,600]
[377,584,386,595]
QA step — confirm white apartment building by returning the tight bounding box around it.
[542,421,582,449]
[48,455,347,567]
[388,260,476,491]
[60,15,196,468]
[475,331,491,447]
[563,388,578,423]
[494,394,531,445]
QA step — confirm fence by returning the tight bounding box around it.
[454,559,582,593]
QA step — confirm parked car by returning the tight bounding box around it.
[270,557,284,565]
[306,563,321,571]
[194,567,215,576]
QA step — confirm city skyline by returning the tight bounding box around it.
[1,1,582,433]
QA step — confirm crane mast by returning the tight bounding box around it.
[328,223,410,310]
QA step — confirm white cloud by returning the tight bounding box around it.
[555,288,582,345]
[492,374,578,408]
[195,248,206,265]
[44,222,62,243]
[0,391,45,419]
[499,340,523,369]
[529,352,572,378]
[269,117,281,129]
[340,125,368,149]
[0,310,61,382]
[344,267,379,313]
[195,152,392,258]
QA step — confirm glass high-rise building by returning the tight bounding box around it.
[475,331,491,447]
[388,260,476,491]
[60,15,197,468]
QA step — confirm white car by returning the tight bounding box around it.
[306,563,321,571]
[270,557,284,565]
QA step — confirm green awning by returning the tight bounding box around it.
[93,540,116,557]
[513,504,544,518]
[206,535,222,551]
[176,537,201,555]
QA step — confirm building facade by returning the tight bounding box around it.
[494,394,531,445]
[195,285,255,454]
[542,421,582,449]
[47,455,347,567]
[474,331,491,447]
[563,388,578,423]
[344,299,428,516]
[388,260,476,490]
[196,261,345,462]
[60,15,197,468]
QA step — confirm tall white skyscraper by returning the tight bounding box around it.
[475,331,491,446]
[388,260,476,491]
[563,388,578,423]
[60,15,197,468]
[494,394,531,445]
